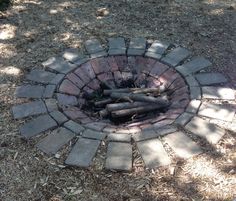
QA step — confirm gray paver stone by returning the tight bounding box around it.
[82,129,106,140]
[129,38,146,49]
[175,57,212,76]
[65,138,100,167]
[185,116,225,144]
[45,99,58,112]
[43,57,76,74]
[63,120,84,134]
[105,142,132,171]
[189,86,201,100]
[26,69,57,84]
[43,84,56,98]
[108,49,126,55]
[85,39,104,54]
[15,85,45,99]
[174,112,194,126]
[12,100,47,119]
[163,131,202,159]
[20,114,57,138]
[90,51,107,59]
[137,139,171,168]
[50,111,68,125]
[107,133,131,142]
[108,37,126,50]
[147,40,169,55]
[195,73,227,86]
[50,74,65,85]
[56,93,78,106]
[186,100,201,114]
[62,48,84,62]
[198,102,235,122]
[202,87,235,100]
[145,51,162,60]
[185,76,199,87]
[74,57,90,66]
[161,47,191,67]
[37,127,75,155]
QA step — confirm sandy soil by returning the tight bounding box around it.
[0,0,236,200]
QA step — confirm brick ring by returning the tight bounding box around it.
[12,37,235,171]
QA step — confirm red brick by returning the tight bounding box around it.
[74,67,90,84]
[115,56,128,71]
[79,62,96,79]
[169,77,186,90]
[83,86,94,94]
[139,123,153,130]
[107,56,119,72]
[150,61,169,76]
[171,93,189,102]
[90,57,110,74]
[159,68,179,87]
[146,76,161,88]
[153,119,174,128]
[170,99,189,109]
[97,72,113,82]
[134,56,148,73]
[87,79,101,90]
[165,113,180,120]
[66,73,84,89]
[171,86,189,96]
[134,73,147,87]
[113,71,123,83]
[121,71,133,80]
[59,79,80,96]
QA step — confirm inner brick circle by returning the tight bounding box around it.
[57,55,190,133]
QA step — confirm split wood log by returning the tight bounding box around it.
[110,92,169,105]
[111,104,169,118]
[94,98,113,107]
[106,101,152,112]
[103,86,166,96]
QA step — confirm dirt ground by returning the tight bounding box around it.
[0,0,236,200]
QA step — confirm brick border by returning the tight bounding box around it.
[12,37,235,171]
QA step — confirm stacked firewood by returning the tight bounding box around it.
[87,85,170,120]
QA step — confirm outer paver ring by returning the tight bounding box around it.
[12,37,235,171]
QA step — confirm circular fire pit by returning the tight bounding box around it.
[12,37,235,171]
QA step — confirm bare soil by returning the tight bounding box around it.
[0,0,236,200]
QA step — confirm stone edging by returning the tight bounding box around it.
[12,37,235,171]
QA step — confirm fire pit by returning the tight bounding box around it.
[12,37,234,171]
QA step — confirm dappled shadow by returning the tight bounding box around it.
[0,0,236,200]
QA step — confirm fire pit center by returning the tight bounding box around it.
[57,55,190,132]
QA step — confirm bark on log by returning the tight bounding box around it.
[110,92,169,104]
[111,104,169,118]
[94,98,113,107]
[99,108,109,117]
[106,101,151,112]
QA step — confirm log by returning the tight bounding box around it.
[111,104,170,118]
[103,86,166,96]
[94,98,113,107]
[106,101,151,112]
[110,92,169,105]
[99,108,109,118]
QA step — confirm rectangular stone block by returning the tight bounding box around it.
[127,49,145,56]
[174,112,194,126]
[145,51,162,60]
[189,86,202,99]
[65,138,100,167]
[20,114,57,138]
[185,76,199,87]
[49,111,68,125]
[45,98,58,112]
[147,40,169,55]
[108,37,126,50]
[137,139,171,168]
[195,73,227,85]
[63,120,84,134]
[186,100,202,114]
[163,132,202,159]
[43,57,76,74]
[26,69,57,84]
[198,102,235,122]
[161,47,191,67]
[85,39,105,54]
[82,129,106,140]
[185,116,225,144]
[50,74,65,85]
[62,48,84,63]
[12,100,47,119]
[202,87,235,100]
[43,84,56,98]
[37,127,75,155]
[15,85,45,99]
[90,51,108,59]
[129,38,146,49]
[175,57,212,76]
[105,142,132,171]
[107,133,131,142]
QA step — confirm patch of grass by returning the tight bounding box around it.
[0,0,11,11]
